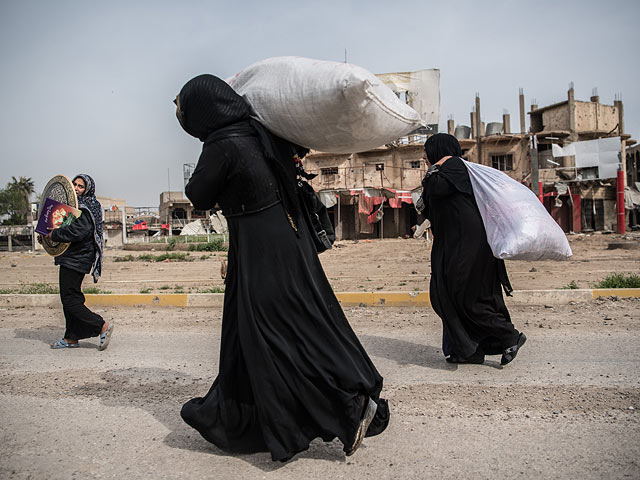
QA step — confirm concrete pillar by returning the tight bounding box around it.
[393,208,400,237]
[531,135,539,195]
[447,119,454,136]
[503,113,511,134]
[121,209,127,244]
[519,88,526,133]
[614,99,625,135]
[475,94,482,165]
[592,91,600,131]
[568,85,577,142]
[336,194,342,240]
[8,234,12,252]
[470,111,477,139]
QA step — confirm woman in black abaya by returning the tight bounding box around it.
[419,133,526,365]
[174,74,388,462]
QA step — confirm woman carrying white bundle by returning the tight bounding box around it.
[418,133,526,366]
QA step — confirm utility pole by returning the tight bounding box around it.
[615,96,626,233]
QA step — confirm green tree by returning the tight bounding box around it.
[0,176,35,225]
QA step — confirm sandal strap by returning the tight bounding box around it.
[99,325,110,340]
[504,345,518,354]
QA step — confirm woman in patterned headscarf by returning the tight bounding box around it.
[44,174,113,351]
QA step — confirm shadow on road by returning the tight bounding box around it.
[359,334,453,370]
[74,367,347,471]
[359,334,503,370]
[14,325,96,348]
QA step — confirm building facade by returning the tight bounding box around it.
[304,86,635,239]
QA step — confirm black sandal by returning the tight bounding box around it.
[446,352,485,364]
[344,396,377,456]
[501,333,527,365]
[365,398,390,438]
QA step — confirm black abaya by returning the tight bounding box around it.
[176,75,384,461]
[422,156,520,359]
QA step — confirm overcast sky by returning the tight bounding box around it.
[1,0,637,207]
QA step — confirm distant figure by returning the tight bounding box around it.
[174,74,388,462]
[412,219,430,239]
[419,134,525,365]
[43,174,113,350]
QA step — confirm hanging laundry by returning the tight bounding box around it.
[358,194,376,214]
[367,201,385,224]
[389,198,402,208]
[359,212,374,233]
[318,191,338,208]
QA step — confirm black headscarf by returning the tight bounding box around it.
[175,74,301,232]
[424,133,463,164]
[73,174,104,283]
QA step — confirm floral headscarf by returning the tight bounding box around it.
[73,174,104,282]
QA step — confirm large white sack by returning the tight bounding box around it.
[464,161,572,261]
[227,56,425,153]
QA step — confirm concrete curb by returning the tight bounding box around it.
[1,288,639,308]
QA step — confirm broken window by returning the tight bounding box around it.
[491,154,513,171]
[321,167,339,182]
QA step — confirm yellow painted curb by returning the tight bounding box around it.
[85,294,189,307]
[592,288,640,299]
[336,291,431,307]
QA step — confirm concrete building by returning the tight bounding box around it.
[159,191,211,235]
[304,84,635,238]
[626,143,640,229]
[303,143,427,240]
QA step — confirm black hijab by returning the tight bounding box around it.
[424,133,463,164]
[175,74,301,233]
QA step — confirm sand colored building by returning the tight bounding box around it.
[305,84,636,239]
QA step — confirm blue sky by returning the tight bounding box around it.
[0,0,637,206]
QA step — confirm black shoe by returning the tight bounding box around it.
[344,396,377,456]
[501,333,527,365]
[446,351,485,364]
[365,398,389,438]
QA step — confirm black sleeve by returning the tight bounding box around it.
[422,170,456,201]
[185,144,230,210]
[422,157,473,201]
[51,210,93,243]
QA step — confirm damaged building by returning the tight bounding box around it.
[304,80,636,239]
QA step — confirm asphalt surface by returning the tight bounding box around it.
[1,300,639,479]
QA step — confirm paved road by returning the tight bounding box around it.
[1,299,639,479]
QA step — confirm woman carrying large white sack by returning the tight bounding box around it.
[418,133,526,365]
[174,74,389,462]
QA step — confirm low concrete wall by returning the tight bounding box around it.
[1,288,638,309]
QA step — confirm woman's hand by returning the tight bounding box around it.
[434,155,451,166]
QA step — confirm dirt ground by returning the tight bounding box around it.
[1,298,639,479]
[1,233,639,478]
[0,232,639,294]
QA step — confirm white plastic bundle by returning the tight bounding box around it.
[464,161,572,261]
[227,56,425,153]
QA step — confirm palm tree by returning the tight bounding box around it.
[9,176,35,223]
